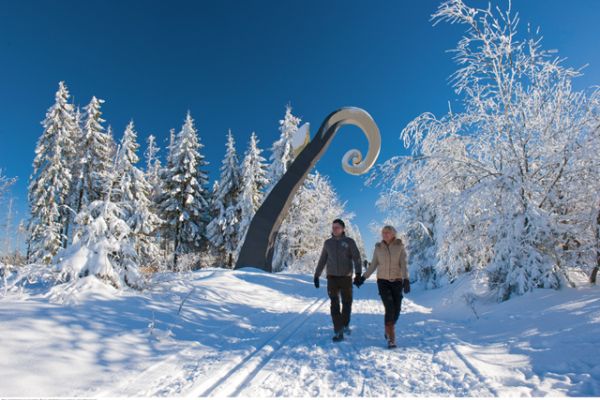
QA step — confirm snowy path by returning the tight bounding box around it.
[1,268,599,397]
[230,293,496,397]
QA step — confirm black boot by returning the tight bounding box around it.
[332,330,344,342]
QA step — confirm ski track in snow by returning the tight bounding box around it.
[189,297,329,397]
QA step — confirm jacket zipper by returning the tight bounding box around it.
[385,242,392,279]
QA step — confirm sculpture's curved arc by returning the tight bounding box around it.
[235,107,381,272]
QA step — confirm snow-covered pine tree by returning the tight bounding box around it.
[236,132,269,256]
[157,112,210,270]
[155,128,176,261]
[144,134,162,201]
[166,128,176,165]
[207,130,242,267]
[265,104,300,194]
[2,197,14,260]
[74,96,114,215]
[62,106,85,245]
[265,105,302,268]
[113,121,162,270]
[28,81,78,264]
[208,180,220,221]
[106,125,118,160]
[59,155,141,289]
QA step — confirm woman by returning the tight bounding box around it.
[360,225,410,349]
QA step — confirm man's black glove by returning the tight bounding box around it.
[353,274,363,288]
[314,275,320,289]
[403,278,411,294]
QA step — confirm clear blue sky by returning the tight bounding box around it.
[1,0,599,257]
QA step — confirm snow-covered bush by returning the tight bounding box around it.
[57,199,142,289]
[369,0,600,300]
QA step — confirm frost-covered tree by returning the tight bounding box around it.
[1,197,14,259]
[207,130,242,267]
[370,0,600,300]
[113,121,162,269]
[63,106,85,244]
[144,134,162,201]
[28,82,78,264]
[74,96,114,215]
[265,104,300,194]
[237,132,269,255]
[273,171,361,273]
[59,186,141,289]
[0,169,15,203]
[264,105,303,268]
[157,112,210,269]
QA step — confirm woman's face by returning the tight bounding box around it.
[381,229,395,243]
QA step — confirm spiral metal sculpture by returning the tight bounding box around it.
[235,107,381,272]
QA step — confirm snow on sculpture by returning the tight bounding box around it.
[235,107,381,272]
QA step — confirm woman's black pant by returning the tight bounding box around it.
[377,279,403,324]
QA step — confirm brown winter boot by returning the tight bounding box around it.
[385,322,397,349]
[389,324,397,348]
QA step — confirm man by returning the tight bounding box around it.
[314,218,363,342]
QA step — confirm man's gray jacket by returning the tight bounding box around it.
[314,233,362,278]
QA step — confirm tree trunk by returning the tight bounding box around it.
[173,222,180,272]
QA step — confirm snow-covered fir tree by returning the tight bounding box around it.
[74,96,114,215]
[62,106,85,244]
[2,197,14,259]
[59,178,142,289]
[207,130,242,267]
[265,104,301,194]
[369,0,600,300]
[27,81,78,264]
[144,134,162,201]
[113,121,162,269]
[157,112,210,270]
[236,132,269,255]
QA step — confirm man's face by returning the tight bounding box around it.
[332,223,344,236]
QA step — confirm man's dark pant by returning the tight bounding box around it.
[377,279,403,324]
[327,275,353,332]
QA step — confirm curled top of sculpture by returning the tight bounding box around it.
[321,107,382,176]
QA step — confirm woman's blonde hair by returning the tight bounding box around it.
[381,225,397,235]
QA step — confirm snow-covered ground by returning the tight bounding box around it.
[1,267,599,397]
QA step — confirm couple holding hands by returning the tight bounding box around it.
[314,218,410,349]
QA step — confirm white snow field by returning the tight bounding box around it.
[1,267,599,397]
